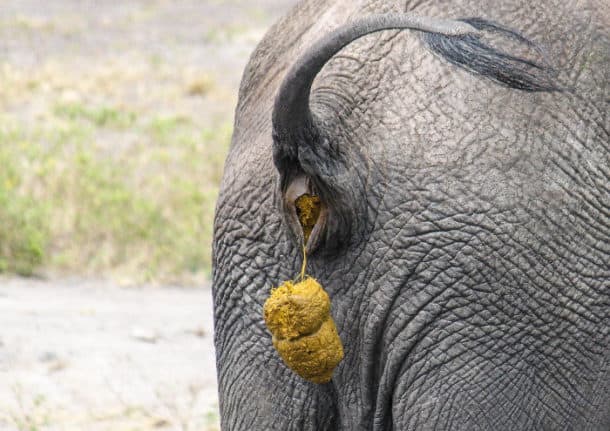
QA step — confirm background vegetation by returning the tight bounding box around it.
[0,0,289,284]
[0,95,228,282]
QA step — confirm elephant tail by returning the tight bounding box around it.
[272,13,559,252]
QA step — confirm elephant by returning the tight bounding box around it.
[212,0,609,429]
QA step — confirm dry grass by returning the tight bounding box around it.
[0,55,233,284]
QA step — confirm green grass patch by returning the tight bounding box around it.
[0,139,49,276]
[54,102,136,129]
[0,112,231,283]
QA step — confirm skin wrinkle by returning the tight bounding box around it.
[371,241,474,418]
[441,365,503,428]
[477,371,536,427]
[358,199,420,366]
[400,310,536,428]
[376,197,600,428]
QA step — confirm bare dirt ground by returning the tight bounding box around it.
[0,0,298,429]
[0,278,217,430]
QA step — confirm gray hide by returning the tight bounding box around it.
[212,0,609,429]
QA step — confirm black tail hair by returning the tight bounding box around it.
[422,17,560,92]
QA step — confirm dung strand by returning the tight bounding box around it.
[262,193,344,384]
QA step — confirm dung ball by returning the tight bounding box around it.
[263,277,330,340]
[263,277,343,384]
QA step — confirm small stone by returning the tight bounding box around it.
[186,327,206,338]
[39,351,59,362]
[130,327,159,343]
[48,359,68,373]
[152,418,171,428]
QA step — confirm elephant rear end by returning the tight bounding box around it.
[213,1,610,429]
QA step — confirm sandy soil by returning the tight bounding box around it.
[0,279,218,430]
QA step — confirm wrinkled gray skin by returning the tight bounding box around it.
[212,0,609,430]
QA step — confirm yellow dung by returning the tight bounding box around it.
[263,277,343,384]
[294,194,321,243]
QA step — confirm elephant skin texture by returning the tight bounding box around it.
[212,0,609,430]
